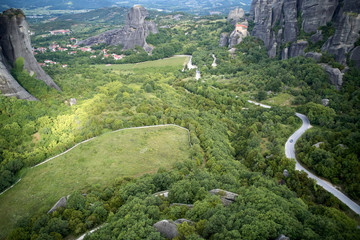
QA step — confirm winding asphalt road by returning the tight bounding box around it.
[248,100,360,215]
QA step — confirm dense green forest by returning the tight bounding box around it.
[0,9,360,240]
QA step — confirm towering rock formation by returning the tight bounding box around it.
[250,0,360,65]
[79,5,158,52]
[0,9,61,96]
[219,7,249,48]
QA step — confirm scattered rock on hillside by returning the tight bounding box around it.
[48,196,67,214]
[170,203,194,208]
[313,142,324,148]
[320,64,344,90]
[305,52,322,62]
[322,99,330,106]
[70,98,77,106]
[276,234,290,240]
[209,189,238,206]
[153,190,169,198]
[153,220,178,239]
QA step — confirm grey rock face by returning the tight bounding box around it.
[283,0,298,43]
[276,234,290,240]
[350,46,360,69]
[79,6,158,52]
[209,189,238,206]
[322,99,330,106]
[282,41,308,60]
[0,47,37,100]
[283,169,290,178]
[305,52,322,62]
[250,0,360,64]
[322,12,360,64]
[310,31,323,43]
[227,7,245,25]
[219,32,229,47]
[153,220,178,239]
[219,8,248,48]
[320,64,344,90]
[48,196,67,214]
[301,0,338,33]
[0,9,61,91]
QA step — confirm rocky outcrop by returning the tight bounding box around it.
[229,21,249,48]
[0,47,36,100]
[0,9,61,92]
[153,219,194,239]
[227,7,245,25]
[250,0,360,66]
[350,46,360,69]
[219,7,249,48]
[219,32,229,47]
[276,234,290,240]
[322,12,360,65]
[209,189,238,206]
[282,41,308,60]
[320,64,344,90]
[305,52,322,62]
[48,196,67,214]
[153,220,178,239]
[79,6,158,52]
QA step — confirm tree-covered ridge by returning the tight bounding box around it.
[1,10,360,240]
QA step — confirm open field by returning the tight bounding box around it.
[0,125,191,238]
[96,56,189,74]
[263,93,295,107]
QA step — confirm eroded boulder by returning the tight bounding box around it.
[209,189,238,206]
[153,220,178,239]
[320,64,344,90]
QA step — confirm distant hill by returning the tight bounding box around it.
[0,0,114,10]
[0,0,253,14]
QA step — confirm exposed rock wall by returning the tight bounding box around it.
[0,47,37,100]
[250,0,360,66]
[0,9,61,92]
[219,7,249,48]
[79,6,158,52]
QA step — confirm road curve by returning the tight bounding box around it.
[286,113,360,215]
[248,100,360,215]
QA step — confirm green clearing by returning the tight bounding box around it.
[0,125,191,237]
[263,93,295,106]
[96,56,189,74]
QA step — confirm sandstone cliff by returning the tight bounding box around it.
[0,9,61,95]
[250,0,360,65]
[219,7,249,48]
[79,6,158,52]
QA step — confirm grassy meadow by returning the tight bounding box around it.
[0,125,191,237]
[96,56,189,74]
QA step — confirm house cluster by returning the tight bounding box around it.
[101,49,124,60]
[39,60,67,68]
[49,29,71,35]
